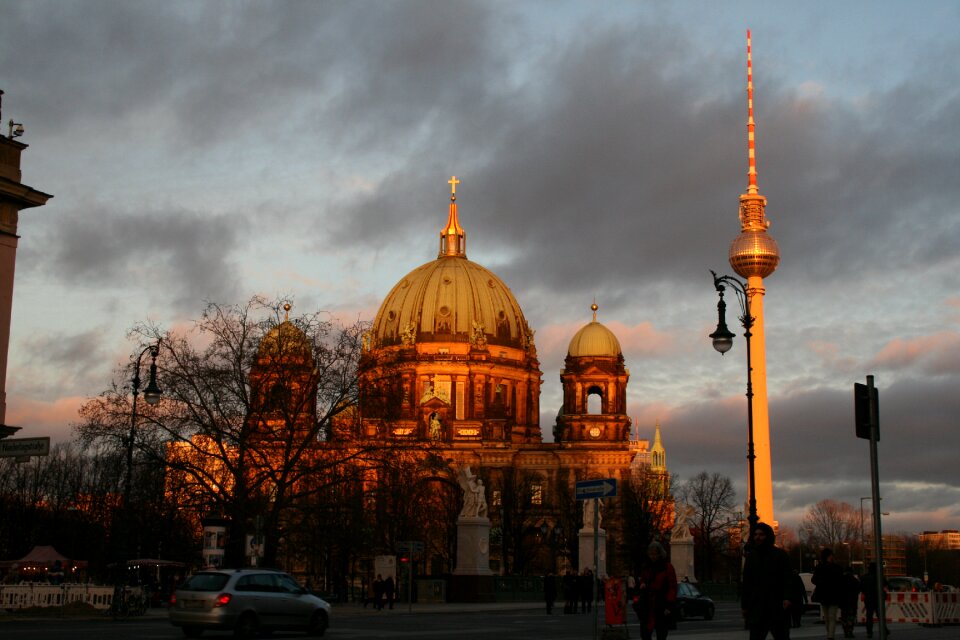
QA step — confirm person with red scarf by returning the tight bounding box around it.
[636,541,678,640]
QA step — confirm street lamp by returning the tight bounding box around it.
[709,270,758,533]
[859,497,888,569]
[123,342,163,507]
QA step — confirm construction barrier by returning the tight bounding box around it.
[0,583,114,610]
[933,591,960,624]
[857,591,960,626]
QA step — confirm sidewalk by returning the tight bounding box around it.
[2,600,957,640]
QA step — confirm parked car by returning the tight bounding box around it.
[675,581,715,620]
[169,568,330,638]
[887,576,928,593]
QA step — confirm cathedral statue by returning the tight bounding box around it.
[457,465,488,519]
[400,321,417,346]
[582,499,603,529]
[672,503,695,541]
[470,320,487,349]
[429,412,442,440]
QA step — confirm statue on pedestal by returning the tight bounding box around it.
[672,503,695,541]
[457,465,488,519]
[582,499,603,530]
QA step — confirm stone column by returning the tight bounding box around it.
[450,516,494,602]
[670,537,696,582]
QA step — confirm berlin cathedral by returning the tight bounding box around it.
[226,177,672,582]
[343,177,668,577]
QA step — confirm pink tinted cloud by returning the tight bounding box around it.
[6,395,86,445]
[872,331,960,374]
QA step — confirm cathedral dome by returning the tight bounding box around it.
[370,255,531,350]
[567,304,621,357]
[258,318,312,359]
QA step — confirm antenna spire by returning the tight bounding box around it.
[746,29,759,195]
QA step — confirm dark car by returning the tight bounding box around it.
[887,576,928,593]
[675,581,715,620]
[169,568,330,638]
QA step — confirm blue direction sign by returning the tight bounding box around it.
[575,478,617,500]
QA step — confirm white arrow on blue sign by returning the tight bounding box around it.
[575,478,617,500]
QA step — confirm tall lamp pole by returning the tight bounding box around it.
[123,342,163,508]
[709,270,758,533]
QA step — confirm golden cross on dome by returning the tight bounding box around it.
[448,175,460,197]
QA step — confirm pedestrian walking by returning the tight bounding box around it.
[859,562,888,639]
[812,548,845,640]
[544,571,557,614]
[637,541,678,640]
[384,574,395,610]
[373,574,384,611]
[840,565,861,638]
[562,570,578,614]
[579,568,594,613]
[741,522,793,640]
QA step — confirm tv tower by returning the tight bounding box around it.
[728,30,780,526]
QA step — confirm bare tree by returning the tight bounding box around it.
[678,471,737,580]
[74,296,385,567]
[800,499,861,555]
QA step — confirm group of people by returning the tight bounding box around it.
[811,550,886,640]
[545,567,598,614]
[363,573,396,610]
[742,521,887,640]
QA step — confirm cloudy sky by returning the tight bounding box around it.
[3,1,959,537]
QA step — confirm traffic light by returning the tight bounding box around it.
[399,556,410,564]
[854,382,879,440]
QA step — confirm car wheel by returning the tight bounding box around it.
[234,612,258,639]
[182,627,203,638]
[704,603,715,621]
[307,610,328,637]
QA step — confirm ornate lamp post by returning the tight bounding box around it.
[123,342,163,507]
[709,270,758,533]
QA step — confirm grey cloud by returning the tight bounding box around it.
[24,203,244,313]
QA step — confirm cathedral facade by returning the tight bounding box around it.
[340,178,671,577]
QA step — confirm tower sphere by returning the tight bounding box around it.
[728,229,780,279]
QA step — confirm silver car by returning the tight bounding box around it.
[169,569,330,638]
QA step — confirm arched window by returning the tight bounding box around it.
[586,386,603,414]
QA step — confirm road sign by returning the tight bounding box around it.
[396,540,424,554]
[575,478,617,500]
[0,436,50,458]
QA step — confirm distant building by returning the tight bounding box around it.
[919,530,960,551]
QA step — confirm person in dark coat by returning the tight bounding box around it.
[637,541,678,640]
[840,566,860,638]
[859,563,887,639]
[812,548,844,640]
[563,570,578,614]
[372,574,384,611]
[384,575,395,609]
[741,522,793,640]
[789,569,808,627]
[544,572,557,614]
[579,568,594,613]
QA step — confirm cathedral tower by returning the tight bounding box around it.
[557,304,631,445]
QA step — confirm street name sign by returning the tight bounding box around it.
[0,437,50,458]
[575,478,617,500]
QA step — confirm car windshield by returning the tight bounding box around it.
[181,573,230,591]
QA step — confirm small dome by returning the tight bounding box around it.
[567,315,621,358]
[259,321,312,359]
[729,230,780,279]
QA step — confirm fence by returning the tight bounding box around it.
[0,583,115,610]
[854,591,960,625]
